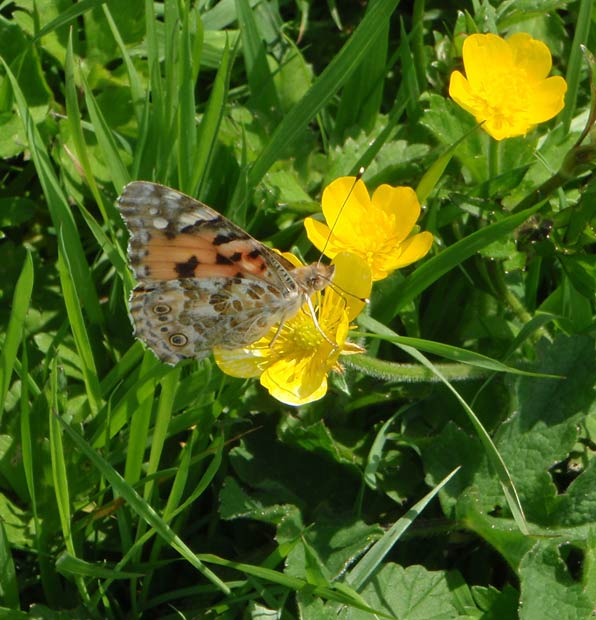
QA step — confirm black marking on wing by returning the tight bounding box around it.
[180,215,223,234]
[164,223,178,239]
[213,231,249,245]
[175,255,199,278]
[216,253,234,265]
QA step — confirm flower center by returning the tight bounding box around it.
[282,311,325,354]
[477,68,531,126]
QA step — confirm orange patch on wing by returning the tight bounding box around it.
[143,233,270,280]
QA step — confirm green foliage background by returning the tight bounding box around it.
[1,0,595,618]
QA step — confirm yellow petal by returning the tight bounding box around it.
[526,76,567,123]
[507,32,552,81]
[387,231,433,270]
[372,185,421,243]
[448,71,479,118]
[279,251,302,267]
[483,115,532,141]
[303,216,344,258]
[462,33,512,91]
[342,341,366,355]
[213,345,270,378]
[331,252,372,320]
[261,356,328,406]
[321,176,370,229]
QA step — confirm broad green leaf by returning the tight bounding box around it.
[344,563,458,619]
[519,542,593,620]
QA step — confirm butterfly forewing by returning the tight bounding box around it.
[118,181,333,364]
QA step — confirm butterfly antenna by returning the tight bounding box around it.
[317,167,365,266]
[327,280,370,305]
[314,272,369,305]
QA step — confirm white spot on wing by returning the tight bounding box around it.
[153,217,169,229]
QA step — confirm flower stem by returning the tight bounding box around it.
[510,144,595,213]
[489,261,531,323]
[487,137,500,188]
[487,261,551,342]
[345,355,491,382]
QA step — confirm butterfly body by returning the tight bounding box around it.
[118,181,334,365]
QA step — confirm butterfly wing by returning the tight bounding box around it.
[118,181,303,364]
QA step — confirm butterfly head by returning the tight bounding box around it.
[294,263,335,295]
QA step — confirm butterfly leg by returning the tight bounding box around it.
[268,319,286,348]
[304,296,337,349]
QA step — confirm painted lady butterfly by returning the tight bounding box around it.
[118,181,334,365]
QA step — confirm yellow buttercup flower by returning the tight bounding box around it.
[214,252,371,406]
[304,177,433,282]
[449,33,567,140]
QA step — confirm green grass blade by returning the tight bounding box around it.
[353,332,560,378]
[416,149,455,205]
[90,363,171,449]
[416,123,489,203]
[49,361,91,604]
[98,432,224,609]
[31,0,104,41]
[123,357,159,489]
[192,40,232,196]
[0,521,19,609]
[166,433,224,522]
[56,553,144,580]
[410,0,426,90]
[124,396,152,485]
[359,315,529,535]
[177,7,202,192]
[75,198,129,286]
[81,72,130,193]
[1,59,103,327]
[333,0,388,140]
[139,427,221,607]
[0,252,33,421]
[397,16,421,123]
[141,0,169,181]
[348,96,408,177]
[560,0,592,131]
[19,338,36,522]
[57,236,103,414]
[347,467,460,591]
[244,0,401,194]
[64,32,113,228]
[391,204,542,315]
[202,0,257,29]
[144,368,181,501]
[235,0,279,113]
[59,417,231,594]
[363,411,402,490]
[198,554,389,616]
[102,4,145,126]
[99,343,145,395]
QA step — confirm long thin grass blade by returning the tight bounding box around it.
[0,252,33,421]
